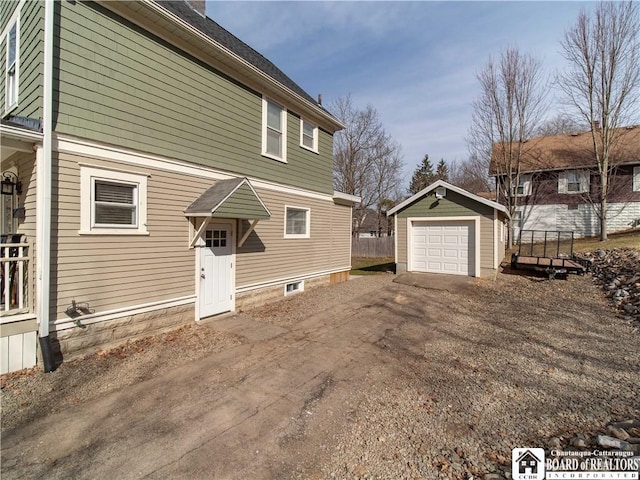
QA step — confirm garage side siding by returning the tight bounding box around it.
[395,190,496,274]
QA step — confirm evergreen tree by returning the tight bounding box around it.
[435,159,449,181]
[408,154,435,194]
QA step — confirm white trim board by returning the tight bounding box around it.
[52,295,196,331]
[388,180,508,216]
[405,216,481,277]
[55,134,336,203]
[235,266,351,293]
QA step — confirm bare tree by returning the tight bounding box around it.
[536,113,585,136]
[332,95,404,236]
[467,47,547,245]
[449,154,493,194]
[558,1,640,240]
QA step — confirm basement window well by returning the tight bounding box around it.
[285,281,303,295]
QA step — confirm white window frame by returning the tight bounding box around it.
[284,280,304,296]
[79,166,148,235]
[4,15,19,112]
[633,166,640,192]
[558,170,589,194]
[262,97,287,162]
[284,205,310,239]
[512,174,531,197]
[299,118,318,153]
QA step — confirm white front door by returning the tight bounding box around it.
[199,224,233,318]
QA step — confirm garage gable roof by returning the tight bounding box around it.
[387,180,509,216]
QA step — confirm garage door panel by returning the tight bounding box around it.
[411,221,474,276]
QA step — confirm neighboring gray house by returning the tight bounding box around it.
[0,0,358,373]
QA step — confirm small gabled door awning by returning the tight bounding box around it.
[185,177,271,248]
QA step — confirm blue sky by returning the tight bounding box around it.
[205,1,596,186]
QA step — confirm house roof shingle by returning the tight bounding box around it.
[489,125,640,175]
[157,1,326,112]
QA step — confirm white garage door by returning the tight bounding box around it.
[410,221,474,276]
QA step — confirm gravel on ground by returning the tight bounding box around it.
[2,254,639,480]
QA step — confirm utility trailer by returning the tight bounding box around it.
[510,230,588,279]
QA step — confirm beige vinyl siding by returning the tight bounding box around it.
[236,189,352,287]
[53,1,333,194]
[51,151,352,320]
[330,203,352,266]
[51,152,206,320]
[396,190,496,270]
[479,215,493,270]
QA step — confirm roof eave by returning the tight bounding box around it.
[387,180,508,216]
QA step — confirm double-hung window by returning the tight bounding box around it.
[559,170,588,194]
[633,166,640,192]
[284,206,310,238]
[5,19,19,111]
[300,118,318,153]
[512,175,531,197]
[262,98,287,162]
[80,166,148,235]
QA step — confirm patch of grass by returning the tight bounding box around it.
[508,228,640,257]
[571,228,640,252]
[351,257,395,275]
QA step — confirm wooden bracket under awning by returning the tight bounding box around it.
[184,177,271,248]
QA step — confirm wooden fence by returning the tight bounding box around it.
[351,237,394,258]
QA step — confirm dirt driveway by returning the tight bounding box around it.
[2,272,639,479]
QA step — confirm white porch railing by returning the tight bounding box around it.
[1,240,31,315]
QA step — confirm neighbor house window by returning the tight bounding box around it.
[559,170,589,194]
[5,19,19,111]
[284,206,310,238]
[80,167,148,235]
[300,118,318,152]
[634,167,640,192]
[513,175,531,196]
[262,97,287,161]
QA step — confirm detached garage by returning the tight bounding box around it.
[387,180,509,278]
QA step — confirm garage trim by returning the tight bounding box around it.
[406,216,481,277]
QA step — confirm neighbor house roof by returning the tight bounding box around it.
[489,125,640,176]
[387,180,509,216]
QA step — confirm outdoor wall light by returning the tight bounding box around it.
[1,171,21,196]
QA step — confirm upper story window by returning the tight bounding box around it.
[284,206,310,239]
[512,174,531,197]
[4,19,19,111]
[300,118,318,153]
[80,166,148,235]
[559,170,589,194]
[633,166,640,192]
[262,98,287,162]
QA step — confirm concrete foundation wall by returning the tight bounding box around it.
[53,304,195,362]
